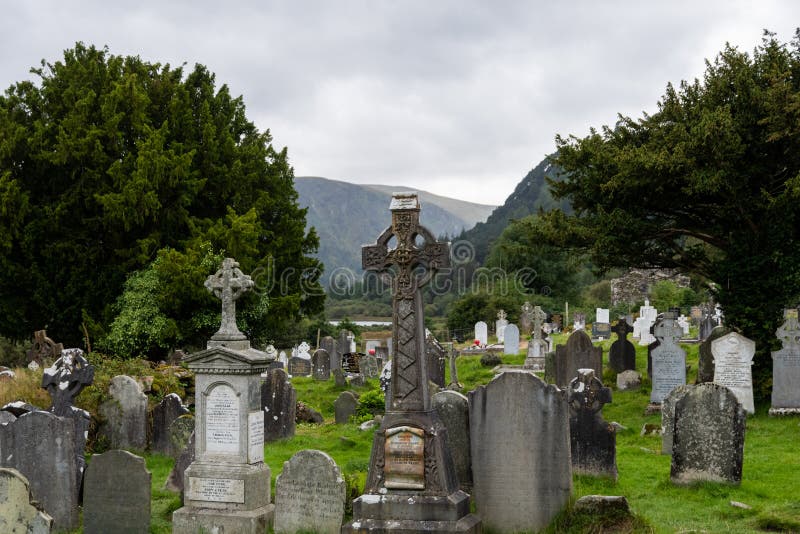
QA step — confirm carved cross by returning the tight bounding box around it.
[497,309,507,321]
[362,193,450,411]
[568,369,612,415]
[776,308,800,350]
[532,306,547,341]
[205,257,254,340]
[653,312,683,345]
[41,348,95,417]
[612,319,634,340]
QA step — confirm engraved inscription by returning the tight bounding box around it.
[206,384,240,454]
[248,411,264,464]
[651,348,686,402]
[277,478,343,523]
[384,426,425,489]
[188,477,245,503]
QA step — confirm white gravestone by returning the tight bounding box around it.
[504,324,520,355]
[596,308,610,324]
[496,310,508,343]
[712,332,755,414]
[475,321,488,346]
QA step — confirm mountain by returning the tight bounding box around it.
[457,156,571,264]
[294,177,497,278]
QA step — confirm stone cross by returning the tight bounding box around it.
[497,309,507,321]
[27,329,63,368]
[446,343,462,390]
[362,192,450,411]
[612,318,634,340]
[41,348,95,417]
[532,306,546,340]
[204,257,254,341]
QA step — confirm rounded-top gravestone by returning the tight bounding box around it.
[0,468,53,534]
[83,450,151,534]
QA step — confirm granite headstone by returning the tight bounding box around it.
[99,375,148,450]
[261,368,296,441]
[567,369,616,479]
[712,332,755,413]
[83,450,151,534]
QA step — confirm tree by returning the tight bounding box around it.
[537,31,800,395]
[0,43,324,350]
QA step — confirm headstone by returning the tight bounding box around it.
[432,391,471,491]
[474,321,488,346]
[0,411,16,425]
[334,391,357,424]
[771,308,800,415]
[503,324,520,355]
[677,315,690,335]
[524,305,548,370]
[616,370,641,391]
[288,356,311,377]
[168,415,195,460]
[635,300,658,345]
[343,192,480,532]
[374,346,389,363]
[0,411,79,530]
[312,348,331,380]
[99,375,148,450]
[426,330,447,387]
[172,257,274,533]
[660,384,693,455]
[446,345,462,390]
[83,450,151,534]
[379,361,392,411]
[332,368,347,387]
[496,309,508,343]
[360,352,380,379]
[567,369,616,479]
[469,372,571,532]
[595,308,610,324]
[670,383,746,485]
[520,301,534,335]
[699,307,717,341]
[696,326,730,383]
[342,352,361,374]
[261,368,296,441]
[608,320,636,372]
[573,312,586,331]
[26,329,62,369]
[712,332,755,413]
[554,330,602,387]
[0,468,53,533]
[336,331,351,371]
[649,313,686,404]
[320,336,337,371]
[164,431,195,499]
[151,393,189,455]
[274,450,345,534]
[295,341,312,359]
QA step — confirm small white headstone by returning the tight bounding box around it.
[712,332,755,413]
[474,321,488,346]
[596,308,610,324]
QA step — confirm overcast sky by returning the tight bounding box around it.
[2,2,799,205]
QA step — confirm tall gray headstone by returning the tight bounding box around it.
[496,310,508,343]
[567,369,616,479]
[609,320,636,372]
[771,308,800,415]
[320,336,337,371]
[670,383,746,485]
[151,393,189,455]
[524,306,548,370]
[312,348,331,380]
[261,368,296,442]
[554,330,602,387]
[520,301,534,336]
[696,325,729,383]
[334,391,358,424]
[712,332,755,413]
[0,468,53,534]
[426,330,447,387]
[83,450,151,534]
[432,390,471,491]
[469,371,571,533]
[660,384,693,455]
[99,375,148,450]
[650,313,686,404]
[274,450,346,534]
[503,324,520,355]
[474,321,488,346]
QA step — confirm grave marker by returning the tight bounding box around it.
[650,313,686,405]
[432,390,471,491]
[474,321,488,346]
[83,450,151,534]
[567,369,616,479]
[0,468,53,533]
[770,308,800,415]
[261,368,296,441]
[334,391,357,424]
[312,348,331,380]
[712,332,755,413]
[554,330,602,387]
[151,394,189,455]
[608,320,636,372]
[503,323,520,355]
[524,305,548,370]
[99,375,148,450]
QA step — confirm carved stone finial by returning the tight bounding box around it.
[204,257,254,341]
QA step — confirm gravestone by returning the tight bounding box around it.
[474,321,488,346]
[164,431,195,499]
[99,375,148,451]
[151,393,189,455]
[169,415,195,460]
[360,352,380,379]
[343,193,480,532]
[379,361,392,410]
[274,450,345,534]
[320,336,337,371]
[0,411,15,425]
[83,450,151,534]
[567,369,616,479]
[573,312,586,331]
[524,305,548,370]
[595,308,610,324]
[172,258,274,533]
[660,384,693,455]
[699,307,717,340]
[635,301,657,345]
[0,411,78,530]
[592,308,611,339]
[374,345,389,363]
[771,308,800,415]
[336,331,351,371]
[696,326,730,383]
[295,341,312,359]
[432,390,471,491]
[446,345,463,390]
[0,468,53,533]
[520,301,534,335]
[288,356,311,376]
[312,348,331,380]
[503,324,520,355]
[650,313,686,405]
[426,330,447,387]
[332,368,347,387]
[677,315,690,335]
[554,330,602,387]
[496,309,508,343]
[670,383,746,485]
[26,329,62,369]
[341,352,360,374]
[616,370,641,391]
[609,319,636,372]
[334,391,358,424]
[469,371,571,532]
[261,368,296,441]
[712,332,755,413]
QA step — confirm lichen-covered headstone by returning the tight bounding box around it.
[432,390,472,491]
[650,313,686,404]
[567,369,616,479]
[151,393,189,454]
[164,431,195,501]
[660,384,693,455]
[83,450,151,534]
[261,368,296,441]
[312,348,331,380]
[168,414,195,460]
[0,468,53,534]
[99,375,148,450]
[554,330,602,387]
[334,391,357,424]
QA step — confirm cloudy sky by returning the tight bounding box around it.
[2,2,799,205]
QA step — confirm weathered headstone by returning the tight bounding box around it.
[670,383,746,485]
[0,468,53,534]
[295,341,312,359]
[99,375,148,451]
[83,450,151,534]
[771,308,800,415]
[616,370,641,391]
[320,336,337,371]
[332,368,347,387]
[334,391,358,424]
[660,384,693,455]
[341,352,360,374]
[474,321,488,346]
[696,325,730,383]
[650,313,686,405]
[164,431,195,500]
[288,356,311,377]
[524,305,548,370]
[0,411,16,425]
[712,332,755,413]
[343,193,480,532]
[503,323,520,355]
[26,329,62,369]
[432,390,471,491]
[567,369,616,479]
[520,301,534,336]
[151,393,189,455]
[261,368,296,441]
[168,414,195,460]
[0,411,79,530]
[336,331,351,371]
[609,320,636,372]
[469,371,571,532]
[426,330,447,387]
[274,450,345,534]
[172,257,274,533]
[699,306,717,340]
[446,345,462,390]
[360,352,380,379]
[312,348,331,380]
[496,309,508,343]
[554,330,602,387]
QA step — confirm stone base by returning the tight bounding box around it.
[342,491,481,533]
[644,403,662,415]
[172,503,273,534]
[769,407,800,416]
[523,357,544,371]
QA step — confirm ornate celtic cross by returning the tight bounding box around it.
[205,257,255,341]
[532,305,546,340]
[362,193,450,411]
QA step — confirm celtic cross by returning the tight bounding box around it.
[362,193,450,411]
[205,257,254,341]
[612,319,633,340]
[532,305,546,340]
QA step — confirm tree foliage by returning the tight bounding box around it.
[537,31,800,392]
[0,43,323,351]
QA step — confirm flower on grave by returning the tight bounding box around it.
[474,339,480,346]
[369,348,376,355]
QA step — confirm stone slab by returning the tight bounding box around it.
[83,450,151,534]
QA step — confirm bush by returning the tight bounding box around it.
[355,387,385,420]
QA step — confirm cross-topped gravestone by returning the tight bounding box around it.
[27,329,63,369]
[567,369,616,479]
[204,257,254,342]
[609,319,636,372]
[521,301,534,335]
[770,308,800,415]
[650,312,686,405]
[524,306,548,370]
[344,192,480,533]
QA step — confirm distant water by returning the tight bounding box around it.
[330,320,391,327]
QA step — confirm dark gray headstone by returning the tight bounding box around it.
[320,336,337,371]
[288,356,311,377]
[554,330,602,387]
[567,369,616,479]
[360,353,380,379]
[336,331,351,371]
[0,411,79,530]
[168,414,195,461]
[670,383,745,485]
[261,368,296,441]
[696,326,730,383]
[660,384,693,455]
[164,431,195,501]
[151,393,189,455]
[425,332,446,387]
[83,450,151,534]
[334,391,358,424]
[99,375,148,450]
[432,390,471,491]
[0,467,53,533]
[609,320,636,372]
[312,349,331,380]
[469,371,571,532]
[332,368,347,387]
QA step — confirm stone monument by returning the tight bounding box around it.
[712,332,755,413]
[520,301,534,336]
[172,258,274,533]
[0,468,53,533]
[343,193,480,532]
[27,329,62,370]
[524,305,548,370]
[649,312,686,406]
[474,321,488,346]
[567,369,616,479]
[770,308,800,415]
[608,319,636,372]
[496,310,508,343]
